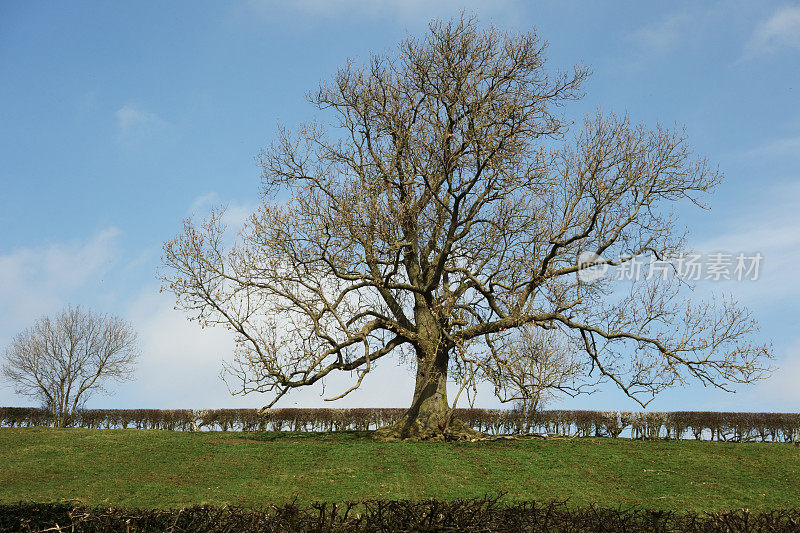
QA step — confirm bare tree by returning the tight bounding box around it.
[1,306,139,427]
[484,325,593,433]
[162,17,771,440]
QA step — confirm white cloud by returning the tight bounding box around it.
[745,5,800,55]
[119,289,244,408]
[689,181,800,305]
[748,339,800,408]
[117,287,417,409]
[745,135,800,157]
[632,13,693,53]
[187,192,255,233]
[188,192,221,214]
[115,103,166,146]
[0,228,120,336]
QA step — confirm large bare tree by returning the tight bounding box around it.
[1,306,139,427]
[162,17,770,440]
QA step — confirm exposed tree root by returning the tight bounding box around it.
[373,417,485,442]
[373,424,571,442]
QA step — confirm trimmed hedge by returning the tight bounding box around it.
[2,407,799,442]
[2,499,800,532]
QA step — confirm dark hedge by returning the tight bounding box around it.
[2,499,800,532]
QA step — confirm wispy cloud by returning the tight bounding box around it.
[749,339,800,408]
[691,181,800,306]
[187,192,255,232]
[119,287,417,408]
[0,228,120,343]
[188,192,221,214]
[115,103,166,147]
[745,5,800,56]
[745,135,800,157]
[121,289,245,408]
[632,13,693,53]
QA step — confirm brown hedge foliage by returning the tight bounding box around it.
[2,407,799,441]
[2,499,800,532]
[0,407,50,427]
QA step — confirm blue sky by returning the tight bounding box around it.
[1,1,799,411]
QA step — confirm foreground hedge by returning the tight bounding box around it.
[2,407,800,442]
[2,499,800,532]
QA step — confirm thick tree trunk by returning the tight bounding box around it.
[373,339,483,441]
[374,303,483,441]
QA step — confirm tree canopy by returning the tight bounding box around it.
[2,305,139,428]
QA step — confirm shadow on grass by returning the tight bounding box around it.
[211,430,375,443]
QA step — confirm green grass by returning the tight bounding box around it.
[1,428,798,511]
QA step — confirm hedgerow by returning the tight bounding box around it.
[2,499,800,532]
[2,407,799,442]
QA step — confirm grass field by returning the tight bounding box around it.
[1,428,798,511]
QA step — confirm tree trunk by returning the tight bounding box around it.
[373,326,483,441]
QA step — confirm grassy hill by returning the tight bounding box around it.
[1,428,798,511]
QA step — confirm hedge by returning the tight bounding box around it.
[2,407,799,442]
[2,499,800,532]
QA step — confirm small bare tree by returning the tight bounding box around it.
[162,16,771,440]
[1,306,139,427]
[485,325,593,433]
